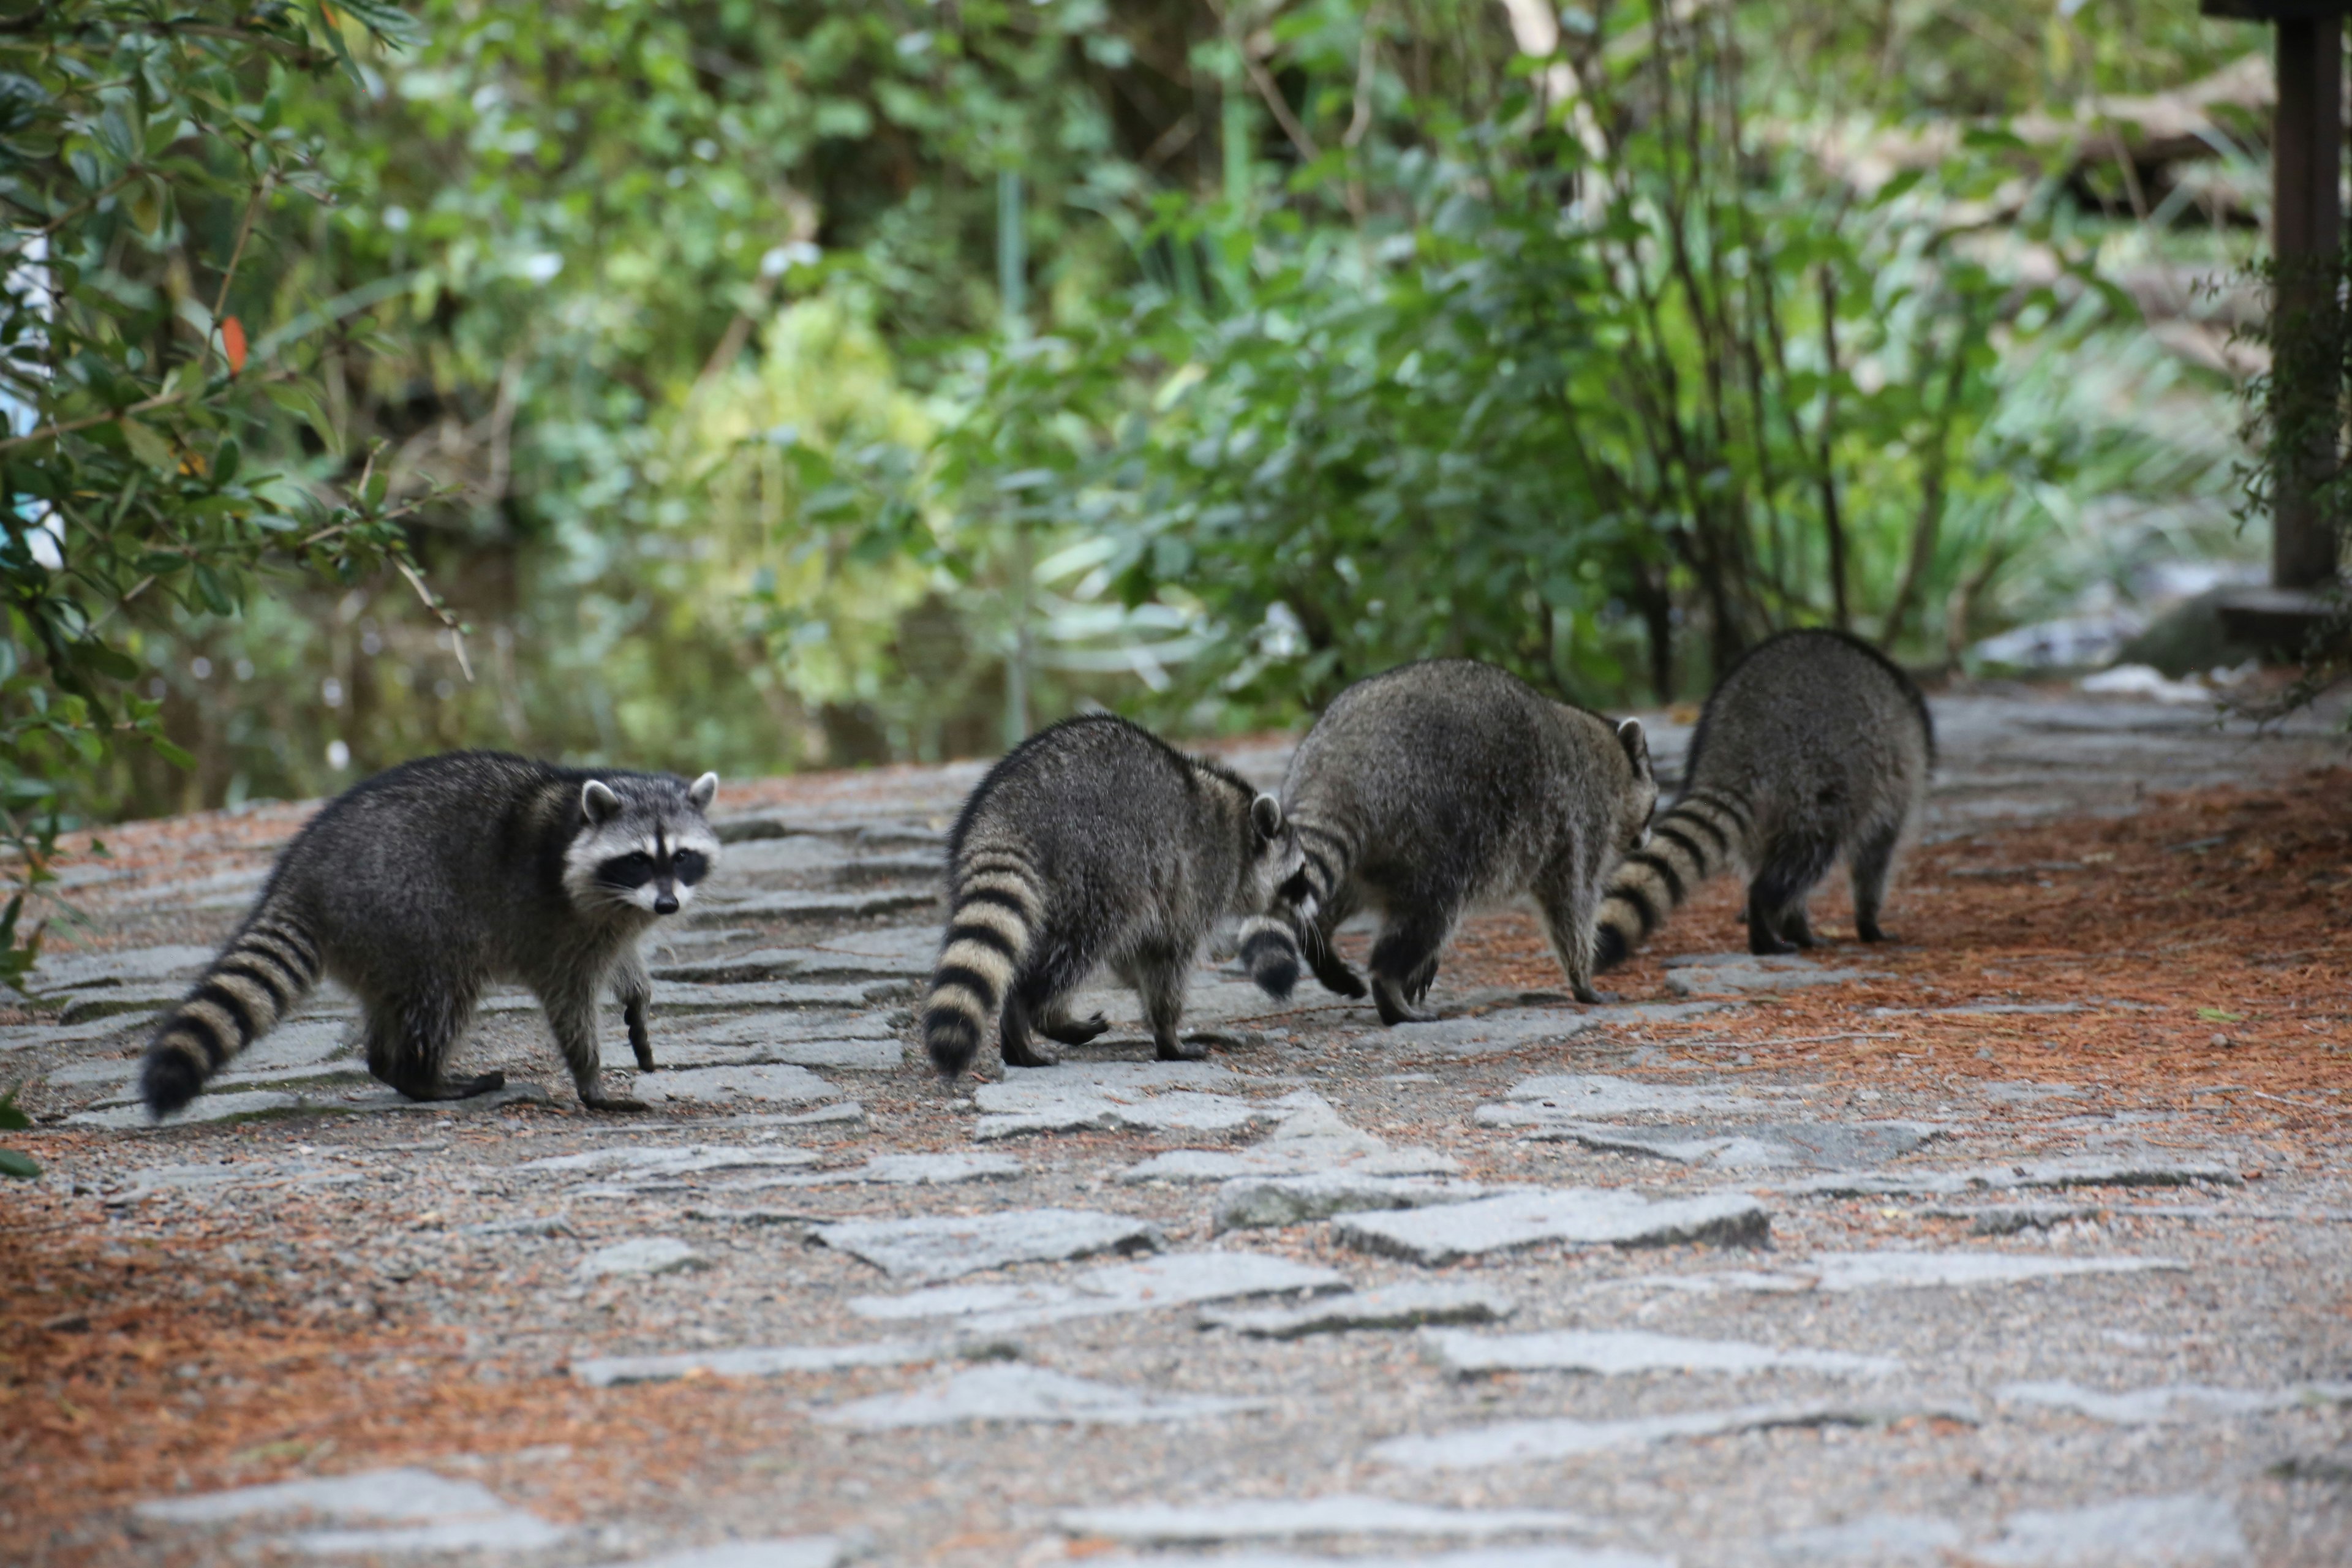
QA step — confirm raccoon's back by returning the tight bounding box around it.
[1685,631,1931,829]
[949,715,1219,904]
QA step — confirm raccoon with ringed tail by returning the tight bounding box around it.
[922,713,1303,1078]
[1592,627,1932,969]
[1238,659,1659,1023]
[140,750,721,1118]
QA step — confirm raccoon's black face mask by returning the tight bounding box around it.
[564,772,722,917]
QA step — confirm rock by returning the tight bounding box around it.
[30,942,215,992]
[1053,1494,1596,1544]
[1487,1073,1765,1118]
[1424,1327,1901,1378]
[1765,1514,1969,1561]
[69,1090,302,1129]
[1981,1082,2088,1102]
[813,1365,1263,1430]
[1997,1379,2351,1425]
[132,1467,564,1555]
[644,1036,905,1072]
[1202,1284,1517,1340]
[58,986,182,1024]
[1073,1553,1667,1568]
[1513,1120,1944,1170]
[1387,1004,1722,1057]
[1370,1399,1974,1471]
[212,1020,357,1085]
[571,1339,984,1389]
[690,889,936,925]
[1803,1251,2187,1292]
[0,1015,155,1051]
[650,981,913,1013]
[517,1145,827,1177]
[810,1208,1163,1282]
[847,1250,1340,1332]
[1333,1187,1771,1264]
[576,1237,705,1282]
[1662,953,1875,995]
[1781,1156,2241,1199]
[652,927,937,985]
[1120,1091,1460,1182]
[645,1064,843,1106]
[675,1012,899,1045]
[587,1539,847,1568]
[1212,1174,1493,1232]
[726,1152,1022,1189]
[973,1061,1283,1141]
[1971,1494,2245,1566]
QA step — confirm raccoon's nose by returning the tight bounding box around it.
[654,886,680,915]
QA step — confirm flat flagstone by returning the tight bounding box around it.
[675,1012,898,1045]
[588,1539,846,1568]
[1332,1187,1770,1265]
[212,1020,358,1085]
[1662,953,1877,996]
[849,1250,1344,1332]
[1054,1494,1597,1544]
[30,941,216,992]
[1212,1173,1493,1232]
[1764,1513,1969,1560]
[1801,1251,2187,1292]
[1371,1399,1974,1471]
[1997,1378,2351,1424]
[723,1152,1022,1189]
[571,1338,982,1389]
[1120,1091,1460,1183]
[1387,1003,1723,1057]
[814,1364,1262,1430]
[70,1090,302,1128]
[1483,1073,1768,1122]
[691,888,937,925]
[0,1014,156,1051]
[577,1237,705,1282]
[652,926,937,984]
[1076,1552,1668,1568]
[973,1061,1283,1141]
[132,1466,564,1554]
[656,1036,905,1071]
[1202,1283,1517,1339]
[1971,1493,2246,1566]
[650,981,913,1013]
[1515,1120,1944,1170]
[811,1207,1163,1282]
[644,1063,842,1106]
[1781,1155,2242,1199]
[518,1144,827,1175]
[1424,1327,1901,1379]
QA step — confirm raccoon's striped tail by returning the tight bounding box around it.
[1593,790,1754,971]
[1239,817,1354,1000]
[923,850,1041,1079]
[141,906,324,1118]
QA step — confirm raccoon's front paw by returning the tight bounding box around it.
[1156,1035,1212,1062]
[1572,983,1607,1005]
[998,1038,1062,1069]
[1855,919,1889,944]
[1371,978,1436,1026]
[582,1087,652,1113]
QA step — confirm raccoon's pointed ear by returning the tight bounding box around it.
[581,780,622,824]
[1250,793,1284,840]
[1616,718,1652,778]
[688,771,718,810]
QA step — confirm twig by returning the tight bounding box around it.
[211,178,272,320]
[396,561,472,683]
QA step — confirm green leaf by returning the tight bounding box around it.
[0,1148,37,1179]
[120,417,177,472]
[193,562,236,616]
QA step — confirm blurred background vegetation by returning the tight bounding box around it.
[1,0,2279,858]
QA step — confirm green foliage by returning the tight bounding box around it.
[0,1083,34,1178]
[1,1,456,966]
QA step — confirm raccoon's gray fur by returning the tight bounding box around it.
[1237,660,1657,1023]
[923,714,1302,1078]
[1593,628,1931,969]
[140,750,720,1118]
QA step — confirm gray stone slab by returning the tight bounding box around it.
[70,1090,301,1128]
[1490,1073,1766,1117]
[1120,1091,1460,1183]
[1202,1284,1517,1340]
[1981,1082,2088,1103]
[132,1466,563,1554]
[1425,1327,1901,1379]
[651,981,912,1013]
[723,1152,1021,1189]
[0,1014,154,1050]
[644,1064,842,1106]
[106,1160,362,1203]
[42,1055,140,1088]
[1765,1514,1969,1561]
[577,1237,706,1282]
[1997,1379,2352,1425]
[691,889,936,925]
[652,926,937,985]
[1333,1187,1771,1264]
[1387,1004,1723,1058]
[586,1540,846,1568]
[1663,954,1875,995]
[814,1365,1262,1430]
[1972,1494,2245,1566]
[571,1338,978,1389]
[276,1514,568,1555]
[812,1207,1163,1282]
[974,1062,1281,1141]
[850,1250,1344,1334]
[1782,1156,2242,1199]
[31,942,216,992]
[212,1020,356,1083]
[518,1145,826,1177]
[1075,1553,1665,1568]
[706,834,857,875]
[642,1036,905,1072]
[1054,1494,1596,1544]
[1522,1119,1947,1171]
[1213,1174,1493,1232]
[1371,1399,1973,1471]
[58,985,182,1023]
[1802,1251,2187,1292]
[676,1012,898,1044]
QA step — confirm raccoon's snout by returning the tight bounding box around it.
[654,886,680,915]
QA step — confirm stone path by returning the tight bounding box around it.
[4,685,2350,1566]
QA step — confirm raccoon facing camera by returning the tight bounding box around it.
[1594,628,1932,969]
[922,713,1303,1077]
[1238,658,1658,1022]
[140,751,721,1119]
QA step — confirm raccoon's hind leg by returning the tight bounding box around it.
[541,980,645,1111]
[1744,832,1836,955]
[1036,1000,1111,1048]
[364,984,502,1102]
[1848,823,1901,944]
[1368,905,1454,1025]
[1134,944,1207,1061]
[1303,908,1369,1000]
[996,990,1059,1069]
[1534,862,1606,1006]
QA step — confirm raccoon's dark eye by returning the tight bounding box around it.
[597,852,656,889]
[673,849,708,886]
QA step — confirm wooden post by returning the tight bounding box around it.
[2204,3,2346,595]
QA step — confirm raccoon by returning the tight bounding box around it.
[1238,659,1657,1023]
[140,751,721,1118]
[1592,628,1932,968]
[922,713,1302,1078]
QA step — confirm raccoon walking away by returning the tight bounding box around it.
[923,714,1302,1078]
[140,751,721,1119]
[1238,660,1657,1024]
[1593,628,1931,969]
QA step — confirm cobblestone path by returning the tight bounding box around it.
[5,686,2350,1567]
